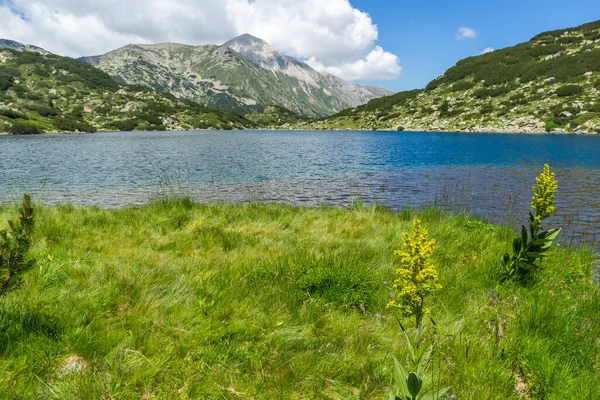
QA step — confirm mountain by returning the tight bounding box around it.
[80,34,392,117]
[0,39,51,55]
[0,48,257,134]
[297,20,600,134]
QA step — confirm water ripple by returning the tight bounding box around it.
[1,130,599,244]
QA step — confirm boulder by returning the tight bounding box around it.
[56,355,88,378]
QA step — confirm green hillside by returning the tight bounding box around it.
[0,49,257,133]
[297,20,600,133]
[244,105,310,127]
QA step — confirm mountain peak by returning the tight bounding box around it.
[223,33,307,76]
[0,39,51,55]
[224,33,270,48]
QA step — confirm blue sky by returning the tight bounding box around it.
[353,0,600,91]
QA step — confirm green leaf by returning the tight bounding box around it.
[512,237,522,255]
[517,260,537,271]
[389,394,406,400]
[415,344,433,375]
[521,225,528,246]
[415,323,423,348]
[420,387,450,400]
[542,228,561,241]
[401,328,416,364]
[393,357,411,396]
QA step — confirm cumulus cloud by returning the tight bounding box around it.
[457,26,477,40]
[0,0,401,81]
[481,47,495,54]
[306,46,401,81]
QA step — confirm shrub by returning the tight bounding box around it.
[474,84,515,99]
[354,90,423,113]
[0,68,19,92]
[70,106,84,119]
[0,109,29,120]
[9,120,44,134]
[557,36,582,45]
[556,85,583,97]
[449,80,476,92]
[589,103,600,113]
[0,195,35,296]
[544,118,562,131]
[53,117,95,133]
[480,104,494,114]
[439,100,450,117]
[11,84,28,97]
[109,120,139,131]
[25,103,58,117]
[25,92,42,101]
[425,79,442,92]
[444,108,463,117]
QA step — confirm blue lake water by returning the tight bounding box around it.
[1,130,600,243]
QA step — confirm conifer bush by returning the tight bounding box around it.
[0,195,35,296]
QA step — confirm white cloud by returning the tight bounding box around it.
[306,46,401,81]
[481,47,495,54]
[0,0,401,81]
[457,26,477,40]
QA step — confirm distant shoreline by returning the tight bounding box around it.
[0,127,598,136]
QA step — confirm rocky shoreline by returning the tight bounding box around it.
[1,126,599,135]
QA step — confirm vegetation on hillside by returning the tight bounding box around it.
[245,105,309,127]
[0,199,597,398]
[0,49,258,133]
[296,20,600,133]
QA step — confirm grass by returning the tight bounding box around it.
[0,200,598,399]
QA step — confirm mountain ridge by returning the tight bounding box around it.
[0,48,259,133]
[0,39,51,55]
[78,34,391,117]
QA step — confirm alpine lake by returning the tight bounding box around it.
[1,130,599,245]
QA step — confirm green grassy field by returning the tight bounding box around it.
[0,200,598,399]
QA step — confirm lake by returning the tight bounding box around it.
[1,130,600,243]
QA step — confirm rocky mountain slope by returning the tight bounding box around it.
[297,20,600,133]
[0,48,257,133]
[81,34,391,117]
[0,39,50,55]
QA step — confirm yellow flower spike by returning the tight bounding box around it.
[387,219,441,324]
[531,164,558,223]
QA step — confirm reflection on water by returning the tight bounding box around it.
[1,130,599,245]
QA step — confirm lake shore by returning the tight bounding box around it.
[1,127,599,135]
[0,200,597,398]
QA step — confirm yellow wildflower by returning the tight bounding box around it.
[388,219,442,322]
[531,164,558,224]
